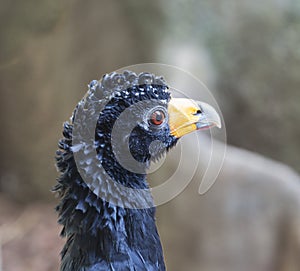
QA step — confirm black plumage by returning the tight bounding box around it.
[54,71,178,271]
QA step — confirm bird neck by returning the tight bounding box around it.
[55,123,166,270]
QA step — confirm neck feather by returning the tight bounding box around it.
[54,122,166,271]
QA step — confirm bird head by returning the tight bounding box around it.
[76,71,221,179]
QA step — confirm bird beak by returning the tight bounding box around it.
[168,98,221,138]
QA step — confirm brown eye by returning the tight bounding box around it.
[149,110,166,126]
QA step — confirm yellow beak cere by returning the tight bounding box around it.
[168,98,221,138]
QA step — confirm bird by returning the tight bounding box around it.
[54,70,221,271]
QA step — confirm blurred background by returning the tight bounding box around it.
[0,0,300,270]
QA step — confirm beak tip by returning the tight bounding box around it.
[215,115,222,129]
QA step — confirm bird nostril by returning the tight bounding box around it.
[193,109,202,115]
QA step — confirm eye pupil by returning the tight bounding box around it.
[150,110,165,125]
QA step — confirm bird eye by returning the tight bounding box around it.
[149,110,166,126]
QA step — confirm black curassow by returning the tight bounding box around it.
[54,71,221,271]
